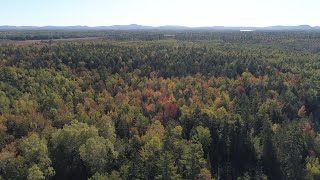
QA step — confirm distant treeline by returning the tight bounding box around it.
[1,30,320,53]
[1,30,320,42]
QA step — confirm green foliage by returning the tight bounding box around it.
[0,150,26,180]
[89,173,108,180]
[51,120,99,154]
[79,136,118,173]
[0,91,10,114]
[156,151,181,180]
[273,121,306,179]
[50,120,100,178]
[27,165,45,180]
[305,156,320,180]
[180,142,207,180]
[192,126,212,151]
[89,171,122,180]
[18,133,54,179]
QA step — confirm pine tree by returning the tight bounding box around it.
[156,151,181,180]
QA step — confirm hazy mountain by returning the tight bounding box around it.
[100,24,154,30]
[1,25,320,31]
[155,25,191,30]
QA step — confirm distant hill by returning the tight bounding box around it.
[1,24,320,31]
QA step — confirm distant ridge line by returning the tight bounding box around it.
[1,24,320,31]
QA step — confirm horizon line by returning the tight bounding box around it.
[1,24,320,28]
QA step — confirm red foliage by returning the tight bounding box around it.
[236,85,246,94]
[309,149,317,157]
[159,94,169,105]
[292,74,301,82]
[164,103,178,119]
[146,83,155,90]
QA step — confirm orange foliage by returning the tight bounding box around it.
[298,105,306,118]
[3,141,18,154]
[250,76,258,84]
[153,111,164,121]
[115,92,129,103]
[303,121,314,135]
[144,89,155,98]
[145,103,156,112]
[202,82,209,90]
[159,94,170,105]
[0,123,7,132]
[132,97,142,106]
[146,83,155,90]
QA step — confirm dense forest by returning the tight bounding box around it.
[0,30,320,180]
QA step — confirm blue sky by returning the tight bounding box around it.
[1,0,319,27]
